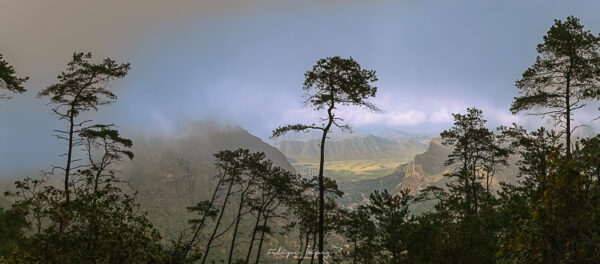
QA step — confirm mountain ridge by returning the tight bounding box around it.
[278,134,427,163]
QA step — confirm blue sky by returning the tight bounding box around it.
[1,0,600,175]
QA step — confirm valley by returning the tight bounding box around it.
[276,132,428,182]
[292,158,405,182]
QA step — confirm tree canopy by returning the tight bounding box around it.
[0,54,28,98]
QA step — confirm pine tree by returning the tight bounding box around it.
[271,56,378,264]
[38,52,130,204]
[0,53,28,98]
[511,16,600,156]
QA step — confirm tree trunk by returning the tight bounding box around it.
[563,56,576,158]
[353,239,357,264]
[317,105,334,264]
[201,178,235,264]
[472,176,478,213]
[182,176,224,260]
[254,212,270,264]
[485,170,491,193]
[228,191,250,264]
[65,111,75,204]
[310,231,318,264]
[298,231,310,264]
[566,71,571,157]
[463,151,470,215]
[296,232,304,264]
[245,208,262,264]
[227,204,243,264]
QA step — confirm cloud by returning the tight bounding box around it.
[430,107,453,124]
[280,104,429,128]
[386,110,427,125]
[491,108,521,126]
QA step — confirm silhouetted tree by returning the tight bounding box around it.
[498,125,561,194]
[367,189,412,264]
[200,149,245,264]
[175,190,221,262]
[4,54,166,263]
[73,124,163,263]
[226,152,264,264]
[0,54,28,98]
[251,166,300,264]
[286,177,318,264]
[271,56,378,264]
[337,206,377,264]
[5,126,166,263]
[38,52,130,204]
[511,16,600,156]
[178,149,302,263]
[578,134,600,182]
[403,109,508,264]
[0,205,28,261]
[440,108,507,215]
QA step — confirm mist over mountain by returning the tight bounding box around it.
[116,121,437,237]
[119,121,294,236]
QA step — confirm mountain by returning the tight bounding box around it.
[277,134,427,163]
[339,137,519,208]
[380,137,451,190]
[120,121,295,237]
[356,127,434,144]
[270,127,432,144]
[338,137,449,205]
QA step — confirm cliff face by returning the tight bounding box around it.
[339,137,450,206]
[340,137,519,207]
[385,137,451,191]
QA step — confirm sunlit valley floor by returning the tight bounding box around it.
[275,131,429,182]
[292,159,409,182]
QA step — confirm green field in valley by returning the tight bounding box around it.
[292,159,410,182]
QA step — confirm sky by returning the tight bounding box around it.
[1,0,600,175]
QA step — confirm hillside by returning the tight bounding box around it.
[120,121,295,237]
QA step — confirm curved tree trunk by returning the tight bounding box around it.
[254,211,270,264]
[245,208,262,263]
[181,176,224,260]
[317,105,334,264]
[565,68,572,157]
[298,231,310,264]
[228,195,247,264]
[201,179,235,264]
[309,232,318,264]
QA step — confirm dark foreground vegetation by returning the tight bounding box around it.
[2,16,600,263]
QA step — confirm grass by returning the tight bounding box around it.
[292,159,410,182]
